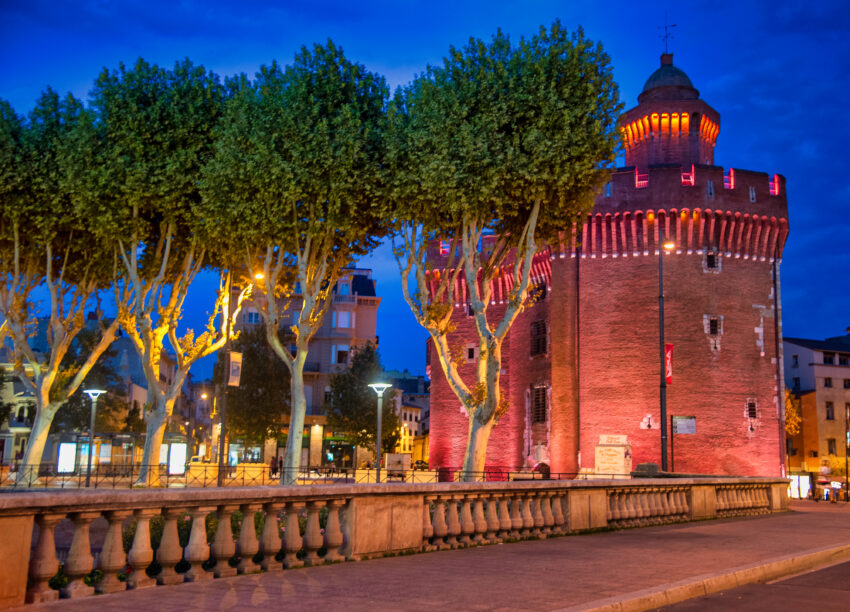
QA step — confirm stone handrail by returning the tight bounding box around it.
[0,477,789,609]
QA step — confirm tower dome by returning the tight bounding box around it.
[620,53,720,168]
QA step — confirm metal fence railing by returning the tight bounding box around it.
[0,462,637,489]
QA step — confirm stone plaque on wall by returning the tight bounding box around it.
[595,436,632,478]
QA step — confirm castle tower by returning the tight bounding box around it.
[427,54,789,478]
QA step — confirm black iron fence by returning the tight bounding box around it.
[0,462,634,489]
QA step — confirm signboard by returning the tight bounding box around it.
[665,343,674,384]
[227,352,243,387]
[599,434,628,445]
[672,416,696,434]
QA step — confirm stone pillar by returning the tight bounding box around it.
[27,513,65,603]
[61,511,101,598]
[184,507,214,582]
[127,508,159,589]
[212,505,238,578]
[259,502,284,571]
[237,504,262,574]
[97,510,132,593]
[156,508,186,585]
[309,423,324,468]
[323,499,345,562]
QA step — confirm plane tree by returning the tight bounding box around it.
[387,23,621,478]
[200,42,390,483]
[78,59,250,486]
[0,92,119,477]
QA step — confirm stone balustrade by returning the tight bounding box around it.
[0,477,789,609]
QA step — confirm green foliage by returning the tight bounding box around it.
[388,22,621,241]
[325,343,400,453]
[212,325,291,444]
[199,41,391,264]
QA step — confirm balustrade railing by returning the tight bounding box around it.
[0,477,789,609]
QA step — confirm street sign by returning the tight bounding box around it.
[672,416,696,434]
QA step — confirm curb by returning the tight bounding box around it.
[559,542,850,612]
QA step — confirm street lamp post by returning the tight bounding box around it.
[83,389,106,488]
[845,403,849,502]
[368,383,392,483]
[658,229,676,472]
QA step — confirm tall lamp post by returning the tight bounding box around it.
[845,402,849,503]
[83,388,106,488]
[658,230,676,472]
[368,382,392,483]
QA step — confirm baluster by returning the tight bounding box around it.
[156,508,185,585]
[302,501,324,566]
[61,511,100,598]
[609,490,620,521]
[618,489,629,522]
[259,502,284,571]
[540,492,555,535]
[646,488,659,523]
[27,513,64,603]
[458,496,474,546]
[237,504,262,573]
[422,496,435,551]
[431,496,450,550]
[510,494,523,538]
[667,488,679,516]
[472,495,487,544]
[551,492,566,534]
[97,510,132,593]
[445,496,461,548]
[212,505,238,577]
[531,493,545,538]
[680,488,690,516]
[283,501,305,568]
[521,493,535,538]
[323,499,345,562]
[497,494,513,539]
[184,507,213,582]
[485,495,501,543]
[127,508,158,589]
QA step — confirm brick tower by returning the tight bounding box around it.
[428,54,789,477]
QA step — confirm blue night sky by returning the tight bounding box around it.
[2,0,848,379]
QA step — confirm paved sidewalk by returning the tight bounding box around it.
[19,501,850,612]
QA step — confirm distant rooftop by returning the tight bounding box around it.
[784,334,850,352]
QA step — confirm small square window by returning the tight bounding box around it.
[824,352,835,365]
[747,400,757,419]
[826,401,835,420]
[824,377,833,388]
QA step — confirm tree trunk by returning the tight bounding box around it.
[134,396,174,487]
[281,355,306,485]
[15,398,58,484]
[461,414,494,481]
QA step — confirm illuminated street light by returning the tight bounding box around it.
[83,388,106,488]
[658,230,675,471]
[368,382,392,483]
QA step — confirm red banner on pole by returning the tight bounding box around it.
[665,343,674,384]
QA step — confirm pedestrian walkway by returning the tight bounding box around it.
[19,501,850,612]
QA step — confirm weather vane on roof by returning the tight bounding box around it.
[659,12,677,54]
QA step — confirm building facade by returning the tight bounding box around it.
[784,334,850,476]
[428,54,789,477]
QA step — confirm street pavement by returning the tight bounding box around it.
[17,500,850,612]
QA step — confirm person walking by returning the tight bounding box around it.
[269,456,278,478]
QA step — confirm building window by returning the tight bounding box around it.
[332,345,349,365]
[840,354,850,366]
[792,377,800,390]
[746,399,757,420]
[244,311,261,325]
[706,180,714,197]
[824,352,835,365]
[467,303,475,317]
[826,401,835,420]
[604,181,612,197]
[333,311,352,328]
[529,282,547,302]
[465,345,478,363]
[791,354,798,368]
[708,317,720,336]
[828,438,837,455]
[530,320,547,356]
[844,379,850,389]
[824,377,833,388]
[702,250,721,273]
[532,386,547,424]
[749,186,756,202]
[338,282,350,296]
[324,387,332,405]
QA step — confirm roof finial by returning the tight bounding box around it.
[659,12,677,55]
